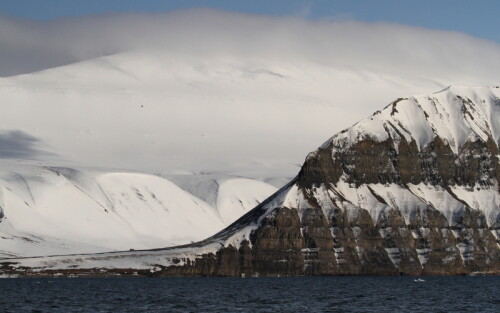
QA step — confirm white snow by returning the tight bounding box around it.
[449,183,500,227]
[328,86,500,153]
[0,163,229,257]
[0,51,447,179]
[334,179,391,224]
[367,184,429,224]
[1,243,224,272]
[407,184,466,227]
[167,174,278,225]
[0,162,283,258]
[216,178,278,225]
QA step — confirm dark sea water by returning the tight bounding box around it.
[0,276,498,312]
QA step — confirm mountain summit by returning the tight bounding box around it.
[2,86,499,276]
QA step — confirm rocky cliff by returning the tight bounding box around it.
[1,86,499,277]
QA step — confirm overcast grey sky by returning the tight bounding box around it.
[1,0,499,43]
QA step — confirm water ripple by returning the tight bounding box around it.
[0,276,498,312]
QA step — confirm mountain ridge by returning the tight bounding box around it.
[1,85,499,277]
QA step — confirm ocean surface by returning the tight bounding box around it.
[0,276,498,312]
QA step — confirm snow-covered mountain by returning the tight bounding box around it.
[300,85,500,227]
[4,86,497,276]
[0,163,277,258]
[1,11,500,270]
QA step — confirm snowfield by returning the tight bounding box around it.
[0,163,276,257]
[0,51,452,177]
[167,174,278,225]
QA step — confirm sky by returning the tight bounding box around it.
[0,0,499,43]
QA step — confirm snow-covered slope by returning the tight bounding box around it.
[0,163,280,258]
[2,13,500,179]
[0,164,227,257]
[167,174,278,224]
[0,50,450,178]
[327,85,500,153]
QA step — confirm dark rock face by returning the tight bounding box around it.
[146,198,498,277]
[299,136,498,189]
[151,207,498,278]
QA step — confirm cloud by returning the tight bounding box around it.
[0,9,499,176]
[0,130,52,159]
[0,9,499,82]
